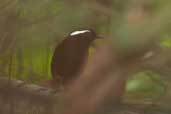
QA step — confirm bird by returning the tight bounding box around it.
[48,29,101,89]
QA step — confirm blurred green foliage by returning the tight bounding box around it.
[0,0,170,99]
[161,34,171,48]
[126,71,166,99]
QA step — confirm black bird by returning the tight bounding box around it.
[51,29,101,87]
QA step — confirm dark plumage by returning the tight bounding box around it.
[51,29,101,87]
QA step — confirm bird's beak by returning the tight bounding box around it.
[96,35,103,39]
[91,36,103,48]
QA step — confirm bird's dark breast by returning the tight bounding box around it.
[51,38,89,84]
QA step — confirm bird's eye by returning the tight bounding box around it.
[70,30,91,36]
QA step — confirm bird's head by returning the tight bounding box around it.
[69,29,102,41]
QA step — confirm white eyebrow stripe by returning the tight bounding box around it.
[70,30,90,36]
